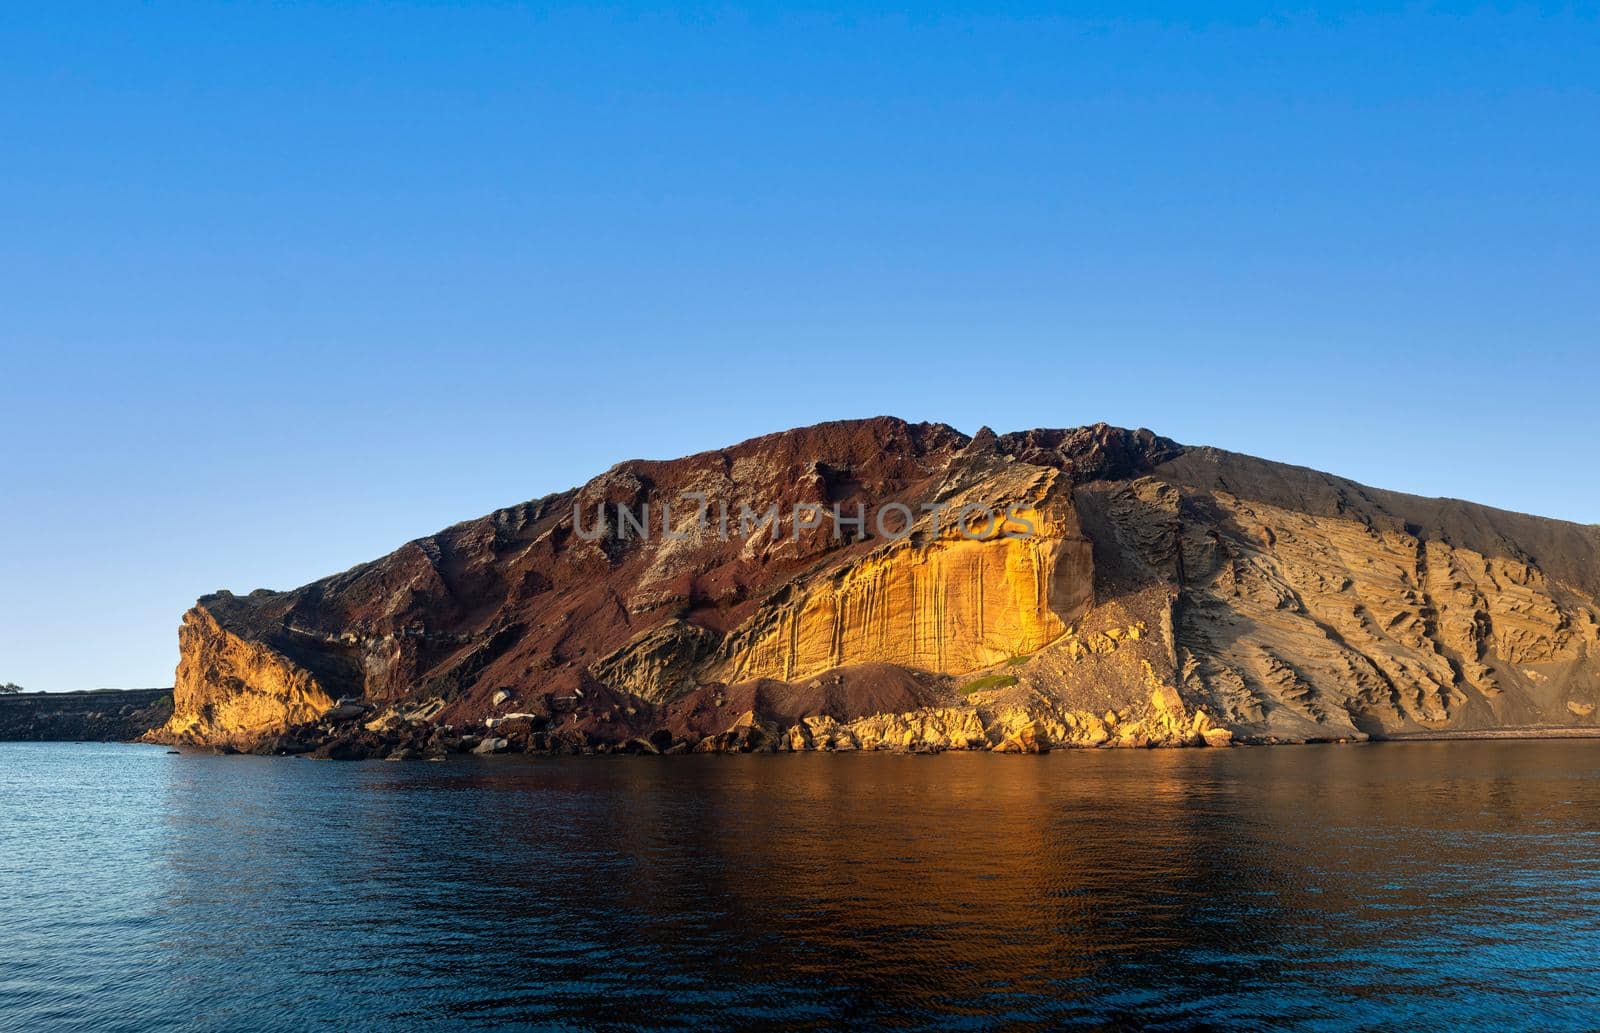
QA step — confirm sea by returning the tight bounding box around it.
[3,740,1599,1031]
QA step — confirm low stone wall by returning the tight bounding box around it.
[0,689,173,742]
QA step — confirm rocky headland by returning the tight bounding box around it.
[1,689,173,742]
[145,418,1600,759]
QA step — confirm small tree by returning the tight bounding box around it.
[0,682,22,695]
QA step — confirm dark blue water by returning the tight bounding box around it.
[3,741,1599,1031]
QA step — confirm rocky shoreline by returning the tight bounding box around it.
[156,689,1247,760]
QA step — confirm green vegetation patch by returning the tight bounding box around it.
[959,674,1019,696]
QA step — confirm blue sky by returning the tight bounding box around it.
[2,1,1596,690]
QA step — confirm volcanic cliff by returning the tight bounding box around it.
[151,418,1600,756]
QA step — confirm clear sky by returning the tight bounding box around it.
[2,1,1596,691]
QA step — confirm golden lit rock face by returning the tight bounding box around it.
[779,670,1229,753]
[156,606,335,745]
[1100,476,1600,739]
[713,510,1094,685]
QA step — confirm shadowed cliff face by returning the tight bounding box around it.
[150,418,1600,752]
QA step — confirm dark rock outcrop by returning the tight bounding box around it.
[1,689,173,742]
